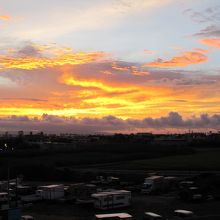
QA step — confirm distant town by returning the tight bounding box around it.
[1,130,220,152]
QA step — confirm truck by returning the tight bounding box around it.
[36,184,64,200]
[91,190,131,210]
[141,176,164,194]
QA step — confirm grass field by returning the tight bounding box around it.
[1,147,220,181]
[89,149,220,171]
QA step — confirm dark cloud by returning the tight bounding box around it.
[183,6,220,24]
[146,74,219,87]
[0,112,220,134]
[184,6,220,38]
[194,25,220,37]
[17,42,42,57]
[173,77,217,86]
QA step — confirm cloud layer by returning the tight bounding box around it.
[0,112,220,134]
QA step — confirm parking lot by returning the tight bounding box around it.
[23,193,220,220]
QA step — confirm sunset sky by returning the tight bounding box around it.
[0,0,220,133]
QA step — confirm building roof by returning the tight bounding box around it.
[164,176,176,180]
[92,190,130,198]
[95,213,132,219]
[17,185,31,189]
[40,184,63,189]
[174,210,193,215]
[145,176,163,180]
[21,215,34,220]
[145,212,162,218]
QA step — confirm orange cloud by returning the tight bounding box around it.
[200,38,220,49]
[0,15,11,21]
[130,66,150,76]
[59,72,137,93]
[1,75,220,119]
[0,50,108,70]
[3,81,220,120]
[144,50,208,68]
[194,48,209,53]
[1,43,220,120]
[111,62,149,75]
[111,62,130,71]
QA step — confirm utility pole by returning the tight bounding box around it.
[7,164,10,208]
[16,176,18,207]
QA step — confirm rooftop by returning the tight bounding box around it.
[95,213,132,219]
[145,212,162,218]
[92,190,130,197]
[145,176,164,180]
[40,184,63,189]
[174,210,193,215]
